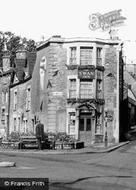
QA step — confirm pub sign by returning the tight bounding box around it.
[78,68,95,79]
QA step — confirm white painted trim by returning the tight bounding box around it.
[66,108,76,135]
[67,75,78,99]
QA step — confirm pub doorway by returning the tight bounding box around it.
[79,113,92,145]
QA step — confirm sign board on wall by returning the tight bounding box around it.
[78,68,95,79]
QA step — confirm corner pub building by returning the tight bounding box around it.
[31,36,122,146]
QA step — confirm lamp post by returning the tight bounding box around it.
[104,111,108,147]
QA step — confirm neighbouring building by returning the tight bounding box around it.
[0,44,36,138]
[0,44,13,138]
[9,49,36,135]
[31,36,123,145]
[122,69,136,135]
[125,63,136,78]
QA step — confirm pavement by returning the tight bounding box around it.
[0,141,129,168]
[0,141,129,155]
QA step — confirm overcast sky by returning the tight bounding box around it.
[0,0,136,61]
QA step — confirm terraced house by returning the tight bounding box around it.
[31,36,123,145]
[0,45,36,138]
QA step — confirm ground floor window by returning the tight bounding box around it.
[13,118,17,131]
[95,114,102,134]
[68,112,76,135]
[18,117,21,133]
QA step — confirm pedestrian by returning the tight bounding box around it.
[35,119,44,150]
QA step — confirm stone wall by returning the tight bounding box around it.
[9,79,34,134]
[104,46,118,143]
[31,42,67,133]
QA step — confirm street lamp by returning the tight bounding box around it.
[104,111,108,147]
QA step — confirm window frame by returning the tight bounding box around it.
[96,47,103,66]
[13,90,17,111]
[67,76,78,99]
[80,46,93,66]
[26,87,31,111]
[69,47,77,65]
[79,80,94,99]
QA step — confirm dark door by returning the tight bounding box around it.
[79,114,92,145]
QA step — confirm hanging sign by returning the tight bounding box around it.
[89,9,126,31]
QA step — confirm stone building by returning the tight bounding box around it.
[125,64,136,77]
[9,49,36,134]
[0,44,13,138]
[0,45,36,138]
[122,70,136,136]
[31,36,122,145]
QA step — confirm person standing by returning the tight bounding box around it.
[35,120,44,150]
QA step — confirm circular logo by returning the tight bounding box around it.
[4,181,10,186]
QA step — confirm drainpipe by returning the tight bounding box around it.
[7,84,10,139]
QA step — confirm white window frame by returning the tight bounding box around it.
[79,80,94,99]
[67,75,79,99]
[1,107,5,125]
[13,90,17,111]
[96,47,103,66]
[13,117,17,131]
[80,46,93,66]
[5,91,8,103]
[69,47,77,65]
[66,108,76,135]
[26,86,31,111]
[2,91,4,103]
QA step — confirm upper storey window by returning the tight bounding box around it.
[80,47,93,66]
[70,47,77,65]
[26,87,31,111]
[96,48,102,66]
[69,79,77,98]
[13,90,17,111]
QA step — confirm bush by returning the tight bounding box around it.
[9,132,20,142]
[20,131,35,137]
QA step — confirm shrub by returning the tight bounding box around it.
[9,132,20,142]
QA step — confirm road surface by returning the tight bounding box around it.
[0,141,136,189]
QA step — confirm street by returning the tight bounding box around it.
[0,142,136,189]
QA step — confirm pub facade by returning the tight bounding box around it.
[32,36,121,145]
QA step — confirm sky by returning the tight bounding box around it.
[0,0,136,62]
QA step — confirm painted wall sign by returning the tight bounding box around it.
[78,68,95,79]
[89,9,126,31]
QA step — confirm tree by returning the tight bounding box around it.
[0,31,36,67]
